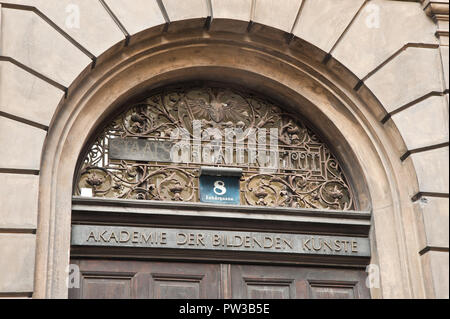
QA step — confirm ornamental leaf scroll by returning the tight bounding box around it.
[75,85,354,210]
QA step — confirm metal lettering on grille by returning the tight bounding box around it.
[74,86,354,210]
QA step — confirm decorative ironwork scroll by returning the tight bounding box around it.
[75,85,354,210]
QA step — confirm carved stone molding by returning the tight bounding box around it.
[422,0,449,41]
[423,0,449,17]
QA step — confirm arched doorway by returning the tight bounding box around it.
[69,83,370,299]
[34,25,423,299]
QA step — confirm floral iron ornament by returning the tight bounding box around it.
[75,85,354,210]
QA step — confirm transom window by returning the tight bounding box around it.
[74,85,354,210]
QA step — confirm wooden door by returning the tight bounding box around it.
[69,259,221,299]
[69,259,369,299]
[230,264,370,299]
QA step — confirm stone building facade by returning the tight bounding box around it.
[0,0,448,299]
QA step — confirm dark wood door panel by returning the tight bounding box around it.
[81,277,133,299]
[309,283,356,299]
[230,264,369,299]
[147,263,220,299]
[69,259,221,299]
[245,280,294,299]
[231,265,299,299]
[69,259,370,299]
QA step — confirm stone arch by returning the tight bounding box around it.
[0,1,447,299]
[35,25,418,299]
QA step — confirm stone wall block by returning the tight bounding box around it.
[421,250,449,298]
[415,197,449,250]
[410,147,449,194]
[1,7,92,87]
[211,0,252,21]
[333,0,438,79]
[440,46,449,90]
[0,174,39,229]
[0,62,64,126]
[391,95,449,150]
[0,234,36,293]
[104,0,165,36]
[0,117,46,170]
[162,0,208,21]
[253,0,303,33]
[1,0,124,56]
[293,0,365,53]
[365,47,444,114]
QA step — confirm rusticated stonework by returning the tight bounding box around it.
[75,85,354,210]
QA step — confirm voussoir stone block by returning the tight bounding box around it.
[415,197,449,250]
[365,47,444,113]
[104,0,165,36]
[0,234,36,293]
[333,0,437,79]
[212,0,252,21]
[391,95,449,150]
[253,0,303,33]
[1,0,124,56]
[0,7,92,87]
[162,0,208,21]
[0,61,64,127]
[0,117,46,170]
[293,0,365,53]
[0,174,39,229]
[410,147,449,194]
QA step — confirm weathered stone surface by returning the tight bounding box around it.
[72,225,371,257]
[212,0,252,21]
[1,0,124,56]
[0,234,36,293]
[416,197,449,249]
[441,46,449,90]
[365,47,444,113]
[0,0,447,300]
[421,250,449,298]
[392,95,449,150]
[0,8,92,87]
[410,147,449,194]
[293,0,365,53]
[0,117,46,170]
[333,0,437,78]
[0,174,39,229]
[162,0,208,21]
[253,0,303,33]
[104,0,165,35]
[0,61,64,126]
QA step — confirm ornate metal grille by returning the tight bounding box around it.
[75,85,354,210]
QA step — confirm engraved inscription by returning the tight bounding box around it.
[109,138,173,162]
[72,225,370,257]
[75,85,354,210]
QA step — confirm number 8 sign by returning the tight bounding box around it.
[213,181,227,196]
[199,175,240,205]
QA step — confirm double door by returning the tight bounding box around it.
[69,259,370,299]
